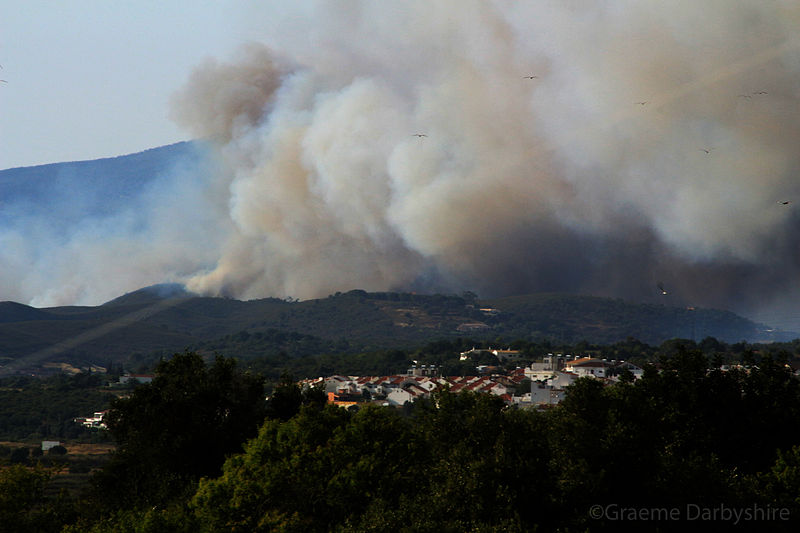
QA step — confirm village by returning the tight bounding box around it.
[299,348,647,410]
[74,352,639,432]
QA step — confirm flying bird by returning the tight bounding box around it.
[753,91,768,95]
[657,282,668,295]
[412,133,427,138]
[778,200,791,205]
[699,148,710,154]
[634,101,648,106]
[523,75,538,79]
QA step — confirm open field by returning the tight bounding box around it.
[1,441,115,498]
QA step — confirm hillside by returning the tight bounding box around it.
[481,293,770,346]
[0,287,792,375]
[0,142,201,224]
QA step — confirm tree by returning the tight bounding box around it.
[190,393,558,532]
[63,506,198,533]
[758,444,800,512]
[399,390,556,531]
[265,373,326,421]
[514,378,532,395]
[191,404,355,532]
[0,464,56,533]
[90,352,266,511]
[9,447,29,465]
[47,445,67,456]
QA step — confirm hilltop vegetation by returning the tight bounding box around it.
[0,288,788,376]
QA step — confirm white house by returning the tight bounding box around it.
[491,349,522,362]
[386,382,429,406]
[118,373,154,385]
[547,371,580,389]
[41,440,61,451]
[529,382,567,406]
[75,410,109,429]
[611,361,645,380]
[323,375,354,394]
[564,357,614,378]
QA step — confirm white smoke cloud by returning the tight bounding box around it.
[168,1,800,322]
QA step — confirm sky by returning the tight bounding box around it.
[0,1,264,170]
[2,1,800,332]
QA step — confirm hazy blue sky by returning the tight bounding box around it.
[0,1,268,169]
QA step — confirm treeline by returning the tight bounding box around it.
[193,328,352,362]
[241,334,800,383]
[0,373,113,442]
[2,335,798,441]
[4,349,800,531]
[480,293,772,344]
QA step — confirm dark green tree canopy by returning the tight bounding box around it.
[91,352,266,510]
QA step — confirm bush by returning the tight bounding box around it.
[69,464,91,474]
[48,445,68,456]
[9,447,29,465]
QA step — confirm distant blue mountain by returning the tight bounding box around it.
[0,141,205,226]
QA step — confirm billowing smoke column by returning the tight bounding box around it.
[168,1,800,326]
[3,1,800,330]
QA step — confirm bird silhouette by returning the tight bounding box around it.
[778,200,791,205]
[699,149,710,154]
[634,101,648,105]
[412,134,427,138]
[523,75,538,79]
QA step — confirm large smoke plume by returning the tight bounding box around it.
[176,1,800,325]
[6,1,800,329]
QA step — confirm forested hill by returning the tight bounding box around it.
[480,293,780,346]
[0,286,790,375]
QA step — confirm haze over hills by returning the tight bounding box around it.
[1,140,797,369]
[0,142,222,307]
[0,286,792,376]
[2,142,800,334]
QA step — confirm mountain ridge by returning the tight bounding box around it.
[0,286,793,376]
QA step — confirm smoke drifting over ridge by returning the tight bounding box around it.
[167,1,800,325]
[4,1,800,330]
